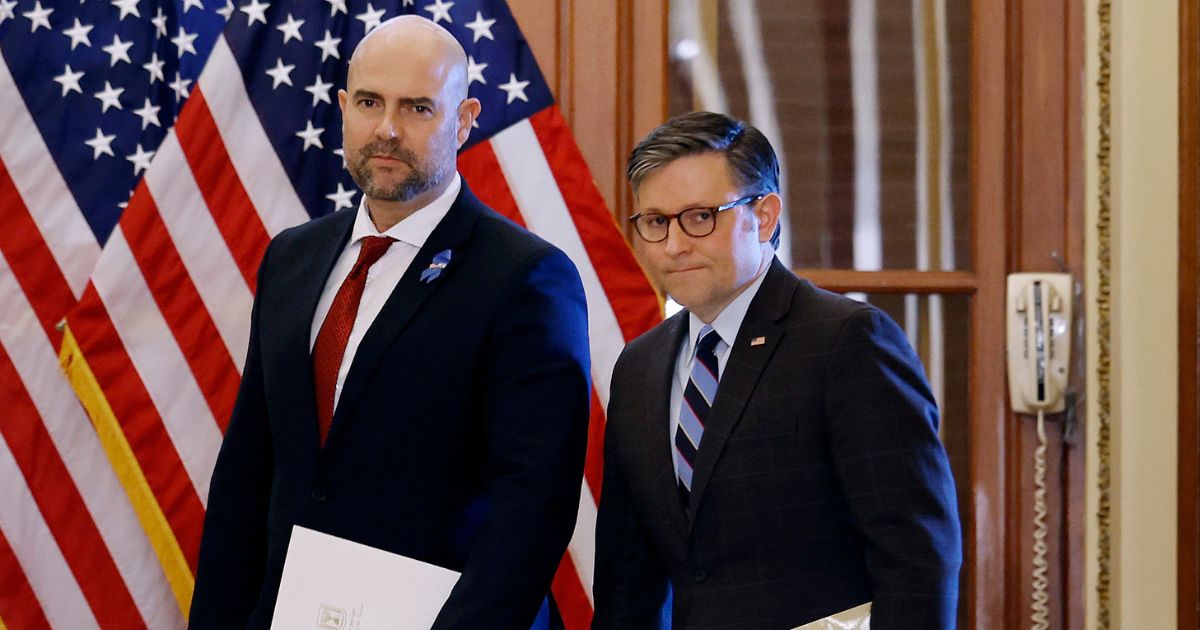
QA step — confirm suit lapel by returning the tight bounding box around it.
[277,209,356,450]
[636,313,692,542]
[325,186,482,442]
[688,259,799,519]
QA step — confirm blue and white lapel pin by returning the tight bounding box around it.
[420,249,453,283]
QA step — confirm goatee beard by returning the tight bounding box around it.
[349,142,446,202]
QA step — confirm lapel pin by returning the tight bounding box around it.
[750,336,766,346]
[419,249,453,284]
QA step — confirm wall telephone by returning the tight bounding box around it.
[1005,272,1073,630]
[1006,273,1073,413]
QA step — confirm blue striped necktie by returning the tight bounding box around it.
[676,326,723,507]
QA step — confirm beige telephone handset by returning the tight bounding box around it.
[1006,273,1072,413]
[1005,272,1073,630]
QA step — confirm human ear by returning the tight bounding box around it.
[755,193,783,243]
[456,98,482,148]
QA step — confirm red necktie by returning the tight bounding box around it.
[312,235,395,445]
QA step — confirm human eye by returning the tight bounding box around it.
[357,97,378,109]
[642,214,670,228]
[407,102,436,117]
[686,208,715,224]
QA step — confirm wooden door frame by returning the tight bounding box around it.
[971,0,1009,626]
[974,0,1087,626]
[1178,0,1200,626]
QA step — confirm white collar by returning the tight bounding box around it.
[349,173,462,248]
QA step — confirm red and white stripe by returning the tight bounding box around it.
[8,28,659,630]
[0,49,182,629]
[88,228,224,504]
[462,106,662,624]
[59,37,312,613]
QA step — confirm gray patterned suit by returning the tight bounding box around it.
[593,258,961,630]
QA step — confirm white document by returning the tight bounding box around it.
[271,526,460,630]
[793,602,871,629]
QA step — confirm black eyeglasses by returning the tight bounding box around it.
[628,194,764,243]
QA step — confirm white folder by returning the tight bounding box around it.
[271,526,460,630]
[793,602,871,629]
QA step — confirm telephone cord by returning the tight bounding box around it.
[1031,408,1050,630]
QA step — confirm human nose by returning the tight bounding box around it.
[373,109,400,139]
[662,218,691,256]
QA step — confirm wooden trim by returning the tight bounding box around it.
[997,0,1088,627]
[1005,3,1024,621]
[614,0,631,222]
[1063,0,1087,628]
[1179,0,1200,627]
[819,0,856,268]
[793,270,977,294]
[970,0,1010,627]
[565,0,574,122]
[659,0,670,124]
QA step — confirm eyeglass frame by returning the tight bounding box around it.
[627,194,766,243]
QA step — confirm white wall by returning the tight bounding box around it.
[1087,0,1180,627]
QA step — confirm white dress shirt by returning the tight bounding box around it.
[310,174,461,411]
[669,261,772,478]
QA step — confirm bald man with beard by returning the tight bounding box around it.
[189,16,591,630]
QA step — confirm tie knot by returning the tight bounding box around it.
[352,236,395,274]
[696,326,721,356]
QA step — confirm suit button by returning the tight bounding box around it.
[311,486,326,502]
[692,569,707,583]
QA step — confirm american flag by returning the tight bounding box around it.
[0,0,660,627]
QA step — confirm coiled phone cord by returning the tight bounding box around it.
[1031,408,1050,630]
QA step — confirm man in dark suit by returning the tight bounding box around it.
[189,16,590,629]
[593,112,961,629]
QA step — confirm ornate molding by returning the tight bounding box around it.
[1095,0,1113,626]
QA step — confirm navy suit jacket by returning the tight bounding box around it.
[593,259,961,630]
[189,185,591,629]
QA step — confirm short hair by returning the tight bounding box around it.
[627,111,781,247]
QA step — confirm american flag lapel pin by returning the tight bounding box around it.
[750,336,766,346]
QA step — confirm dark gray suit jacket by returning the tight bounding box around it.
[593,259,961,630]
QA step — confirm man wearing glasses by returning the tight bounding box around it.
[593,111,961,629]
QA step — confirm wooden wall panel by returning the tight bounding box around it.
[508,0,560,95]
[1006,0,1087,628]
[973,0,1085,627]
[509,0,667,222]
[970,0,1010,625]
[564,1,620,212]
[1179,1,1200,627]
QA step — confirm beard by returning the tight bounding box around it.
[347,138,452,203]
